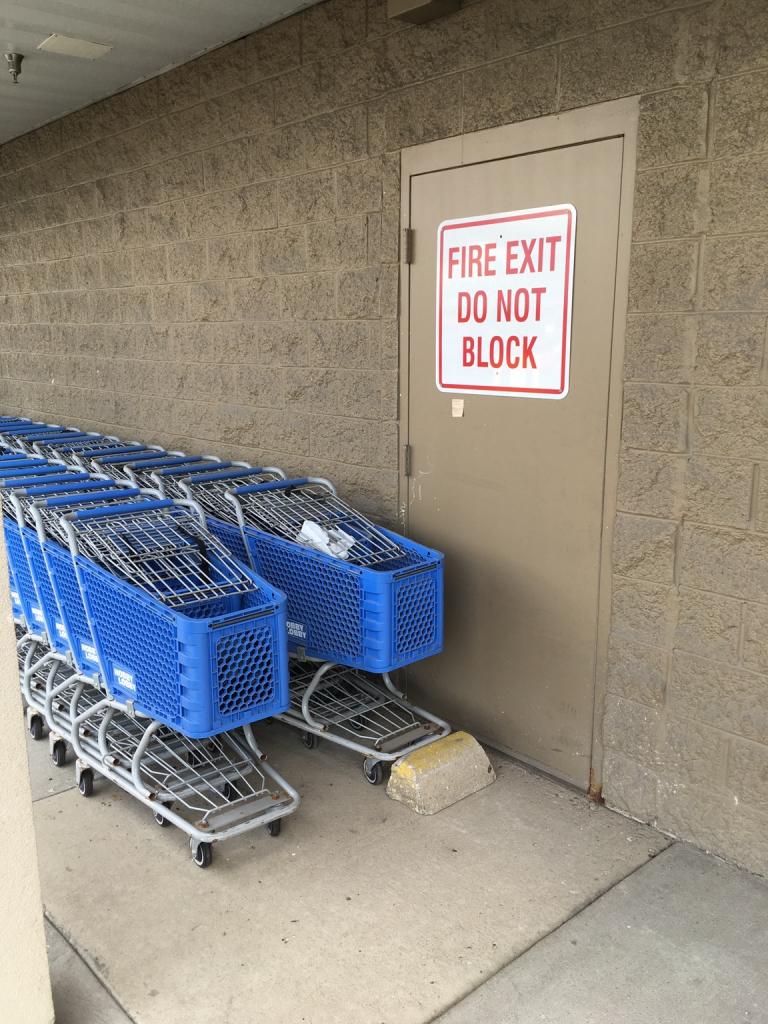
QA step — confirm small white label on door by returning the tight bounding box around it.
[451,398,464,418]
[436,204,576,399]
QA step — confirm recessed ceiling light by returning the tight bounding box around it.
[37,33,112,60]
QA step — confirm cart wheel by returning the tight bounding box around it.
[153,803,172,827]
[78,769,94,797]
[51,740,67,768]
[301,731,318,750]
[266,818,281,838]
[191,840,213,869]
[29,715,44,741]
[363,759,384,786]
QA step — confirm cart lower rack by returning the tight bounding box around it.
[19,636,300,867]
[281,660,451,785]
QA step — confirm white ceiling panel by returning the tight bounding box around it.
[0,0,323,143]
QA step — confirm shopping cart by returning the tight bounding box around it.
[177,466,286,526]
[2,425,86,454]
[11,483,148,674]
[61,498,290,737]
[201,478,448,783]
[33,435,161,471]
[18,633,300,867]
[3,475,300,865]
[1,462,95,633]
[149,459,252,498]
[214,477,444,673]
[90,450,190,483]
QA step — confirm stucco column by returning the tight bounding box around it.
[0,532,54,1024]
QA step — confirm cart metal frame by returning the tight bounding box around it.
[278,659,451,784]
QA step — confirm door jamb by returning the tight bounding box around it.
[397,97,639,795]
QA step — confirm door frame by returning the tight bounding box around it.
[398,97,639,795]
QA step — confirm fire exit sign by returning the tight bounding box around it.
[436,204,576,399]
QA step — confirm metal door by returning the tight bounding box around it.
[405,138,624,788]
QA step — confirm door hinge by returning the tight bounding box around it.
[403,227,415,264]
[402,442,412,477]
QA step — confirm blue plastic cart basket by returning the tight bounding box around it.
[208,478,444,674]
[63,499,290,737]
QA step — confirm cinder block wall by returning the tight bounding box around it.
[0,0,766,875]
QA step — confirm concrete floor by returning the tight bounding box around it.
[438,843,768,1024]
[28,723,666,1024]
[25,726,768,1024]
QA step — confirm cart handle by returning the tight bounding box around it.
[24,429,90,441]
[156,460,231,477]
[0,425,63,437]
[232,476,336,496]
[76,443,152,459]
[33,432,99,445]
[0,457,49,468]
[0,464,63,477]
[96,450,184,467]
[17,480,114,498]
[11,478,95,496]
[0,471,81,486]
[124,454,204,471]
[41,488,141,509]
[66,497,175,521]
[182,466,283,484]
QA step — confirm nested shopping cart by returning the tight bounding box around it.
[1,424,85,454]
[1,463,97,633]
[11,482,148,677]
[199,477,449,783]
[176,466,286,528]
[90,450,192,483]
[5,479,300,865]
[148,458,254,498]
[61,497,290,738]
[33,434,163,472]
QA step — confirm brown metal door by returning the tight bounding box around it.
[405,138,624,789]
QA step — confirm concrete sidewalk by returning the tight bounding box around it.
[26,729,768,1024]
[437,843,768,1024]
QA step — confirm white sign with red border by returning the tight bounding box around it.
[436,204,576,399]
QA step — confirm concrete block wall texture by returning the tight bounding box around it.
[0,0,766,874]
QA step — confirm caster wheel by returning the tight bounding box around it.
[78,769,94,797]
[266,818,281,838]
[301,731,318,750]
[363,760,384,786]
[29,715,44,741]
[222,782,239,802]
[191,841,213,869]
[51,740,67,768]
[153,803,172,827]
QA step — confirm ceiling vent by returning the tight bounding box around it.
[37,34,113,60]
